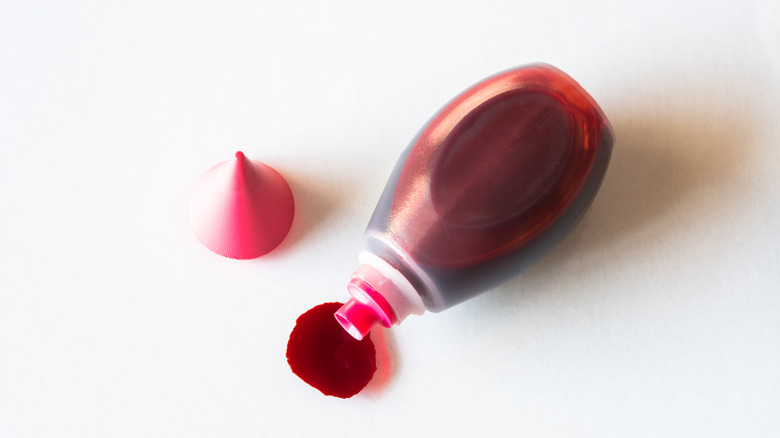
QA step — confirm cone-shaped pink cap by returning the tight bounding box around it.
[189,151,295,259]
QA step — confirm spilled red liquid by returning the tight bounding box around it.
[286,302,376,398]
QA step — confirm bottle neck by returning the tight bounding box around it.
[335,252,426,340]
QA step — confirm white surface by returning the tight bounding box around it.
[1,1,779,436]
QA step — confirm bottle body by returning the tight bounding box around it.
[337,63,614,338]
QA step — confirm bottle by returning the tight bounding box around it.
[335,63,615,340]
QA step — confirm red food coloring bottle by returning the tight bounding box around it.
[288,64,613,398]
[335,63,614,340]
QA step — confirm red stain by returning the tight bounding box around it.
[360,327,395,395]
[286,302,378,398]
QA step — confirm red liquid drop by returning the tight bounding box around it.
[286,302,377,398]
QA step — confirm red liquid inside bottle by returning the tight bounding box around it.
[335,64,614,340]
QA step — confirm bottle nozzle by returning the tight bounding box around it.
[335,253,426,340]
[335,279,397,341]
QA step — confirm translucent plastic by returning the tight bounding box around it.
[362,64,614,312]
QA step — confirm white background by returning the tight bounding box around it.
[1,1,779,436]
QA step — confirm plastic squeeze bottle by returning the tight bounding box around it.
[335,63,614,340]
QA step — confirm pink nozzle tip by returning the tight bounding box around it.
[189,151,295,259]
[335,281,397,340]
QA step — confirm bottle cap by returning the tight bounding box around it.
[189,151,295,259]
